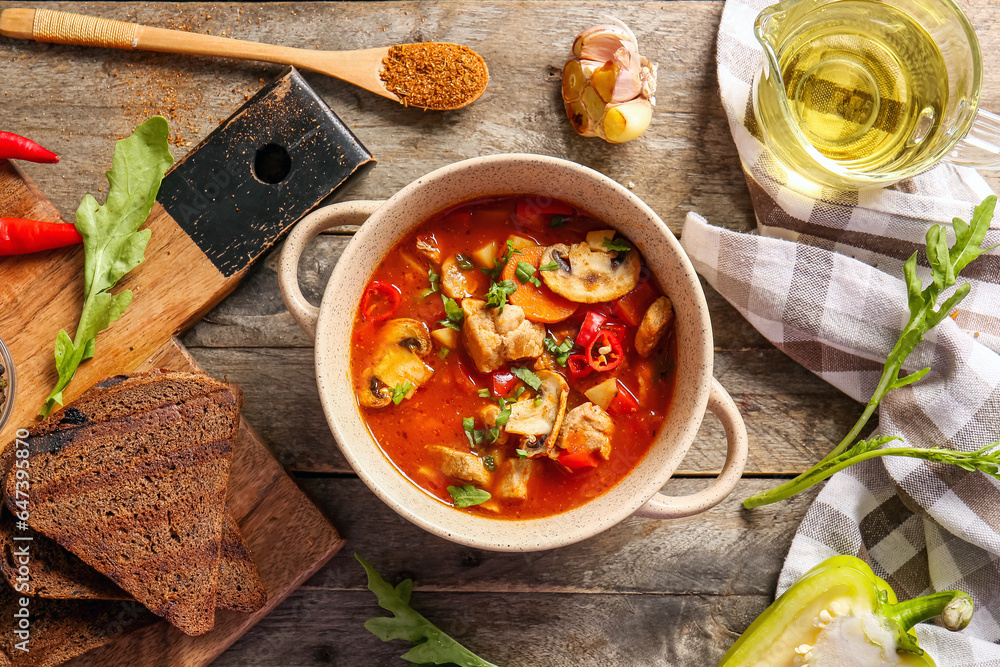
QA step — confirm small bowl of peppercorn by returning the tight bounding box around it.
[0,337,14,432]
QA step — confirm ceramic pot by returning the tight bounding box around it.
[278,154,748,551]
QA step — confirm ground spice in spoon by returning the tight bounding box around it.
[380,43,489,110]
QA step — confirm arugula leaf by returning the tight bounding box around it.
[515,261,542,288]
[485,280,518,313]
[543,336,574,366]
[455,253,475,270]
[448,485,492,508]
[357,554,498,667]
[744,195,999,509]
[392,382,413,405]
[511,366,542,391]
[40,117,173,417]
[539,260,559,272]
[438,295,464,331]
[602,237,632,253]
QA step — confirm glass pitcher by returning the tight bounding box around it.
[753,0,1000,190]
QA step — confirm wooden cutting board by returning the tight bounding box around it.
[0,69,370,663]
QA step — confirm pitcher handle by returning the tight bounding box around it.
[633,378,749,519]
[946,108,1000,168]
[278,200,383,339]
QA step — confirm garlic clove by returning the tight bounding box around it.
[600,99,653,144]
[562,59,603,102]
[565,99,597,137]
[572,24,636,62]
[582,87,608,128]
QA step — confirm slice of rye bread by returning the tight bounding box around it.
[0,579,157,667]
[0,508,266,611]
[2,370,240,636]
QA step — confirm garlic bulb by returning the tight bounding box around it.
[562,20,657,143]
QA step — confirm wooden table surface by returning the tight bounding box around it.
[2,1,999,664]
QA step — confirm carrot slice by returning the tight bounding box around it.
[501,245,579,323]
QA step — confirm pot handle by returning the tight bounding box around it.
[278,200,384,339]
[633,378,748,519]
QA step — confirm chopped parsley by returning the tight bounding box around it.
[534,397,543,407]
[481,240,522,281]
[511,366,542,391]
[478,388,491,398]
[550,215,567,228]
[438,347,451,359]
[514,261,542,288]
[485,280,518,313]
[421,265,440,298]
[438,295,464,330]
[603,237,632,253]
[538,260,559,272]
[391,382,413,405]
[515,448,528,459]
[455,253,475,270]
[543,336,574,366]
[483,455,496,472]
[447,485,491,508]
[462,417,487,448]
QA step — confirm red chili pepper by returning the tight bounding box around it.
[0,132,59,164]
[360,281,401,322]
[576,310,607,349]
[491,369,518,397]
[566,354,593,382]
[559,449,599,470]
[586,330,624,372]
[608,380,639,415]
[0,218,83,256]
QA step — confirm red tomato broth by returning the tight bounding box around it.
[350,195,678,520]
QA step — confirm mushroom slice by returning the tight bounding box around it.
[539,241,641,303]
[634,296,674,357]
[441,255,487,299]
[505,371,569,458]
[357,318,435,409]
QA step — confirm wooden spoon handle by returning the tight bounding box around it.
[1,8,309,66]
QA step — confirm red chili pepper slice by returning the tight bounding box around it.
[491,369,518,397]
[0,132,59,164]
[576,310,607,349]
[566,354,593,382]
[360,281,401,322]
[586,330,624,372]
[0,218,83,256]
[608,380,639,415]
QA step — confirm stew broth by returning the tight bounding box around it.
[350,196,677,520]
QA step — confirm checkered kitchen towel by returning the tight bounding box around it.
[678,0,1000,663]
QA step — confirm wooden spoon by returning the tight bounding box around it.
[0,8,488,111]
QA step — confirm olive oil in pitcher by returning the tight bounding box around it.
[763,0,950,176]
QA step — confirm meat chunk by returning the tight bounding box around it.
[461,300,546,373]
[462,299,506,372]
[635,296,674,357]
[498,459,532,500]
[557,403,614,459]
[495,305,546,361]
[415,235,441,264]
[431,445,492,486]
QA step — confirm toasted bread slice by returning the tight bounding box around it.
[217,512,267,613]
[0,509,267,613]
[0,579,156,667]
[4,370,239,636]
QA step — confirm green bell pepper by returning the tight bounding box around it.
[719,555,974,667]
